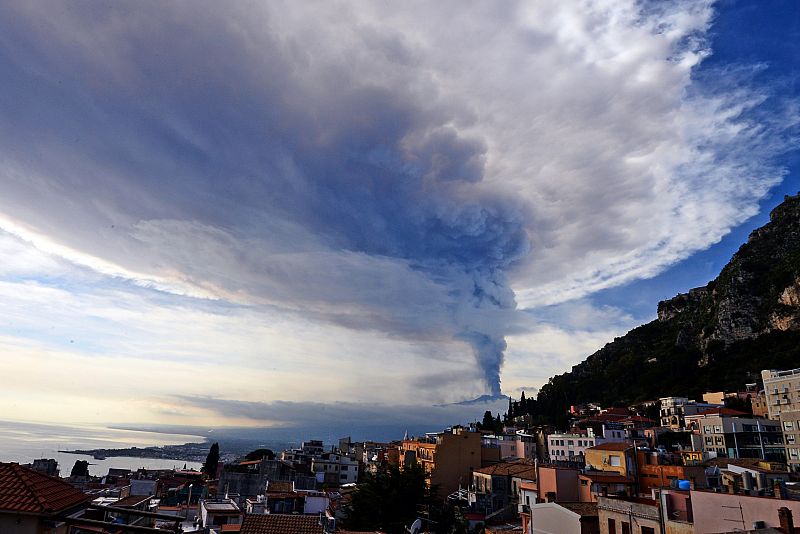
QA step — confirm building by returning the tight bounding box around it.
[547,426,625,461]
[199,498,242,530]
[578,472,635,502]
[659,397,720,429]
[762,368,800,420]
[400,426,483,498]
[470,462,536,516]
[636,450,707,496]
[535,465,581,503]
[597,496,661,534]
[310,452,359,485]
[779,410,800,470]
[239,513,326,534]
[0,462,90,534]
[526,502,600,534]
[684,408,784,461]
[753,389,771,418]
[584,443,637,478]
[673,489,800,534]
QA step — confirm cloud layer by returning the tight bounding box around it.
[0,0,794,422]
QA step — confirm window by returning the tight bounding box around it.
[790,448,799,459]
[703,425,712,433]
[610,456,621,467]
[641,528,655,534]
[714,425,723,434]
[784,421,795,431]
[608,518,616,534]
[622,522,631,534]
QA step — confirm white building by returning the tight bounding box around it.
[546,426,625,461]
[311,452,359,485]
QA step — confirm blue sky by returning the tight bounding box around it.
[0,0,796,438]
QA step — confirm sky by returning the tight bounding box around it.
[0,0,797,440]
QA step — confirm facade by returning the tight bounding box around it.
[536,465,580,503]
[578,472,635,502]
[779,410,800,470]
[547,426,626,461]
[684,409,784,461]
[598,496,661,534]
[762,368,800,420]
[688,490,800,534]
[528,502,600,534]
[752,389,770,418]
[311,452,359,485]
[199,498,242,530]
[470,462,536,515]
[636,451,707,495]
[584,443,637,478]
[400,426,483,498]
[659,397,719,429]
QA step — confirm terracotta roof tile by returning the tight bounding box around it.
[559,502,599,517]
[240,514,324,534]
[0,463,90,515]
[473,462,536,478]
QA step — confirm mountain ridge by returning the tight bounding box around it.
[532,193,800,424]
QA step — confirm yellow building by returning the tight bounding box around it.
[585,442,636,477]
[399,427,483,498]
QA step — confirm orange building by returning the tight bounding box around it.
[400,427,483,498]
[636,450,707,496]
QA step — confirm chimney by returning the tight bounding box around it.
[774,480,786,500]
[779,507,795,534]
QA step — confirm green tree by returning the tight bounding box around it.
[343,463,430,534]
[202,442,220,478]
[244,448,275,461]
[70,460,89,478]
[481,410,494,430]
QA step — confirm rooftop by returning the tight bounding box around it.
[588,442,632,452]
[580,472,634,484]
[0,462,90,515]
[114,494,152,507]
[474,462,536,478]
[239,514,324,534]
[559,501,599,517]
[692,407,749,417]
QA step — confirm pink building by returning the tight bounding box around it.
[661,489,800,533]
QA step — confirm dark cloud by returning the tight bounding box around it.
[172,395,509,442]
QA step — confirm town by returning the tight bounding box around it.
[4,367,800,534]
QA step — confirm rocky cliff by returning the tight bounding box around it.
[534,193,800,420]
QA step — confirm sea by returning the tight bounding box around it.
[0,420,204,477]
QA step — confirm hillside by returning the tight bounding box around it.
[534,193,800,423]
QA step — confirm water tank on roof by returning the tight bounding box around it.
[677,480,691,490]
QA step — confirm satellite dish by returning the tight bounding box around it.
[408,518,423,534]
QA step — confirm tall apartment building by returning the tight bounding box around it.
[779,411,800,471]
[400,426,483,498]
[684,408,784,461]
[762,368,800,419]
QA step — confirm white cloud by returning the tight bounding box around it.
[0,0,794,425]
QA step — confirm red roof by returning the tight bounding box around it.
[474,462,536,478]
[0,463,90,515]
[240,514,324,534]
